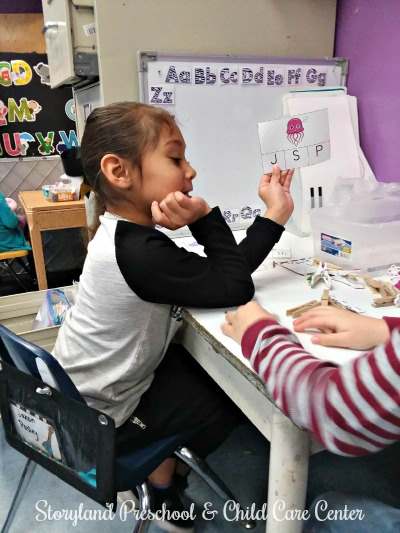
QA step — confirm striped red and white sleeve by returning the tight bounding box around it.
[241,316,400,457]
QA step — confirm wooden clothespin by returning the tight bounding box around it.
[380,282,398,298]
[363,276,384,293]
[286,300,320,318]
[372,296,397,308]
[286,288,363,317]
[364,276,399,307]
[321,289,330,306]
[312,259,342,271]
[287,290,332,318]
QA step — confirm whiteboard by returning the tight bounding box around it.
[139,53,346,235]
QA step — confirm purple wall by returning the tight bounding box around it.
[0,0,42,13]
[335,0,400,182]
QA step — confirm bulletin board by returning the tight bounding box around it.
[0,52,77,159]
[139,52,347,232]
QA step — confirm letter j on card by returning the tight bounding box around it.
[258,108,330,173]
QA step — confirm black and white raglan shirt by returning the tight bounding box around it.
[53,207,284,426]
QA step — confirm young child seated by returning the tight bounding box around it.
[53,102,294,532]
[0,192,30,252]
[223,302,398,455]
[222,302,400,531]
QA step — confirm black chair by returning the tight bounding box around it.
[0,324,255,532]
[0,249,34,292]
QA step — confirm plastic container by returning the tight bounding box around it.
[310,196,400,271]
[42,184,51,199]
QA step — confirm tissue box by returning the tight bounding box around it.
[49,189,76,202]
[42,183,77,202]
[310,182,400,271]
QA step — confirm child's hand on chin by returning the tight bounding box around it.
[151,191,211,230]
[259,165,294,226]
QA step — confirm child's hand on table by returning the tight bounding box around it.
[259,165,294,225]
[293,306,390,350]
[151,191,211,230]
[221,301,276,344]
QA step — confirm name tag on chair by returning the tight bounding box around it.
[10,401,62,462]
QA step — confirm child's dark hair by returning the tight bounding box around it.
[81,102,177,203]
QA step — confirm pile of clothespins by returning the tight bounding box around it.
[284,262,400,318]
[364,275,400,307]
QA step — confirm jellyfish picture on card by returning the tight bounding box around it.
[286,117,304,146]
[258,109,331,173]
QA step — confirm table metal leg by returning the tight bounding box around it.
[266,412,310,533]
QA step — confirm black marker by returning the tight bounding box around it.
[318,186,323,207]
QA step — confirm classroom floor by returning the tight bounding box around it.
[0,422,269,533]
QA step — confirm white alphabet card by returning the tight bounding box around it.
[258,108,330,172]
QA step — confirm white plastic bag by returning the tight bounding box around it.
[32,288,72,330]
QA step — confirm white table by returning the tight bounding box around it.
[177,231,400,533]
